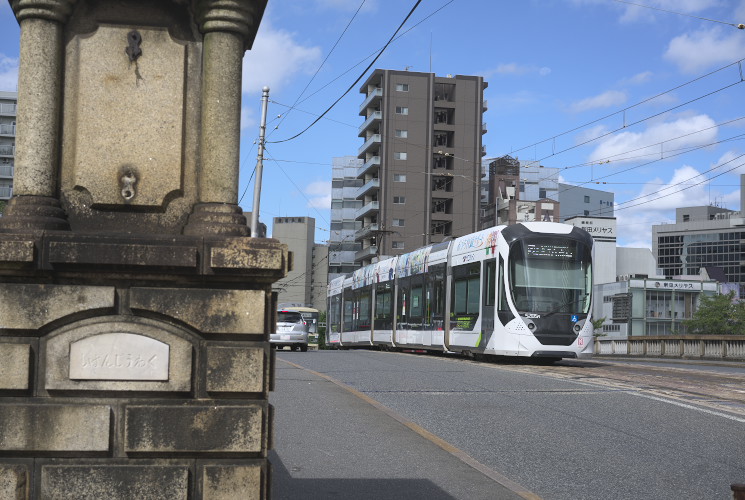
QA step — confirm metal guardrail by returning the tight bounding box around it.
[595,335,745,360]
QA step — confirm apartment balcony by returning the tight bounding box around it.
[0,103,16,116]
[358,110,382,137]
[0,165,14,178]
[0,145,14,157]
[355,200,379,220]
[357,156,380,178]
[481,145,487,157]
[355,223,379,241]
[0,186,12,199]
[359,87,383,115]
[358,134,381,158]
[355,245,378,261]
[482,99,488,111]
[0,124,15,136]
[355,178,379,200]
[482,122,487,134]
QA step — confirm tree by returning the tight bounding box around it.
[591,317,606,337]
[0,201,6,215]
[683,291,743,335]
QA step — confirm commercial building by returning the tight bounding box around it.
[652,180,745,296]
[0,91,16,203]
[329,156,363,283]
[481,155,615,227]
[356,69,487,265]
[272,216,328,311]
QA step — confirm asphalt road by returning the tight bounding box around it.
[270,350,745,500]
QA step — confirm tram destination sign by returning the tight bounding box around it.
[526,243,574,259]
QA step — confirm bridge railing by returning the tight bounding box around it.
[595,335,745,361]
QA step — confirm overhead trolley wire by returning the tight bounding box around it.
[610,0,745,29]
[268,0,424,144]
[506,57,745,159]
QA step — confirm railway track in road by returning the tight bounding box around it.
[452,356,745,420]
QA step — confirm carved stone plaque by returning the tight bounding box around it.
[69,333,170,381]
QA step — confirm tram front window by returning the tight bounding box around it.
[508,237,592,315]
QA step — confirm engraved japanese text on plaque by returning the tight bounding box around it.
[69,333,170,381]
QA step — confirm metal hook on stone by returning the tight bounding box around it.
[125,30,142,62]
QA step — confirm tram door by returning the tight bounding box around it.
[482,259,496,335]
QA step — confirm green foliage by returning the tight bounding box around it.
[591,317,607,337]
[0,201,6,215]
[683,291,743,335]
[317,311,327,349]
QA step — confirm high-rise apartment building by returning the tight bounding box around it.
[0,91,16,204]
[356,69,487,265]
[329,156,363,283]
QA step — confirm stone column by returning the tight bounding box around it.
[184,0,266,237]
[0,0,75,231]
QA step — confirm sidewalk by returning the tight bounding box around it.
[269,356,529,500]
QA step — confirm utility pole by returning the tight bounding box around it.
[251,86,270,237]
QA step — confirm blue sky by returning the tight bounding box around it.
[2,0,745,247]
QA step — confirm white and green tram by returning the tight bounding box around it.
[326,222,594,361]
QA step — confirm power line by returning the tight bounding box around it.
[506,57,745,159]
[268,0,424,144]
[610,0,745,29]
[268,0,367,139]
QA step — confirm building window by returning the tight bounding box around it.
[394,174,407,182]
[395,106,409,115]
[395,129,408,138]
[392,241,405,249]
[584,210,590,216]
[683,214,690,222]
[395,83,409,92]
[584,195,590,203]
[539,188,546,199]
[393,196,406,204]
[392,219,405,227]
[394,152,407,160]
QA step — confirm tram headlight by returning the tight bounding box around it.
[573,323,581,333]
[526,321,536,331]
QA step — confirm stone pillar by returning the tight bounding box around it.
[0,1,279,498]
[0,0,74,231]
[184,1,264,237]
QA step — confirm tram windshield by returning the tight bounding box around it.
[508,237,592,315]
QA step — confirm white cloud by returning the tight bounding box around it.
[570,90,627,113]
[665,27,745,74]
[242,20,322,95]
[615,164,710,246]
[0,53,18,91]
[587,114,718,163]
[240,106,257,131]
[305,180,331,209]
[621,71,653,85]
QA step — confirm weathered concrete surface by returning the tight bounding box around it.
[0,405,111,452]
[206,345,266,394]
[202,463,265,500]
[0,463,28,500]
[0,284,116,330]
[124,405,264,453]
[131,287,266,334]
[0,343,30,391]
[40,465,189,500]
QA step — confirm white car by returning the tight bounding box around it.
[271,310,309,351]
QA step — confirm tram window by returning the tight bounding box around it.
[483,260,496,306]
[343,296,354,332]
[411,286,423,317]
[359,292,371,329]
[452,263,480,316]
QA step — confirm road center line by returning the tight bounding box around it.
[278,358,542,500]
